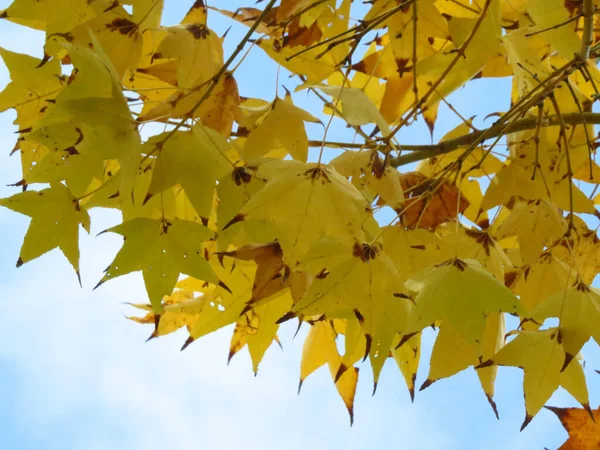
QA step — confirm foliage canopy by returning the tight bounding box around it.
[2,0,600,436]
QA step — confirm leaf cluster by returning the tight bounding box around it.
[2,0,600,437]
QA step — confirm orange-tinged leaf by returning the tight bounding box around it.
[547,405,600,450]
[399,172,469,229]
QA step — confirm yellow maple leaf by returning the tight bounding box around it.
[0,183,90,280]
[481,328,589,429]
[243,96,320,162]
[405,258,523,348]
[97,217,218,313]
[234,161,372,266]
[534,280,600,368]
[299,320,359,424]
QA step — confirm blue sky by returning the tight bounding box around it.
[0,1,599,449]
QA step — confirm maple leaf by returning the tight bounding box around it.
[405,258,523,349]
[479,328,590,429]
[546,405,600,450]
[299,320,359,424]
[290,237,412,386]
[96,218,218,313]
[533,280,600,369]
[233,160,372,266]
[3,0,600,433]
[143,125,231,219]
[228,288,292,374]
[0,183,90,280]
[242,95,320,162]
[127,289,209,340]
[494,198,568,264]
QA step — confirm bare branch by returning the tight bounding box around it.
[578,0,595,61]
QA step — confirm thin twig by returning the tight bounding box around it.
[145,0,279,160]
[385,0,493,142]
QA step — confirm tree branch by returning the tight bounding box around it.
[578,0,594,61]
[387,112,600,167]
[385,0,493,142]
[308,113,600,164]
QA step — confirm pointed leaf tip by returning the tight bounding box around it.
[363,334,372,362]
[142,192,153,205]
[520,414,533,431]
[420,379,434,391]
[486,394,499,420]
[276,311,296,324]
[181,336,194,351]
[16,257,23,268]
[146,331,157,342]
[297,378,303,394]
[583,403,594,422]
[153,314,161,332]
[293,319,302,339]
[218,280,232,294]
[372,381,378,396]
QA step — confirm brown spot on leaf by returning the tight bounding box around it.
[574,279,591,293]
[232,166,252,185]
[284,19,323,47]
[452,258,467,271]
[304,165,331,182]
[353,242,381,262]
[351,60,367,73]
[102,0,119,12]
[395,58,411,77]
[561,352,575,372]
[334,363,348,382]
[504,270,518,288]
[316,268,329,279]
[370,150,385,179]
[186,23,209,39]
[354,309,365,324]
[475,359,494,369]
